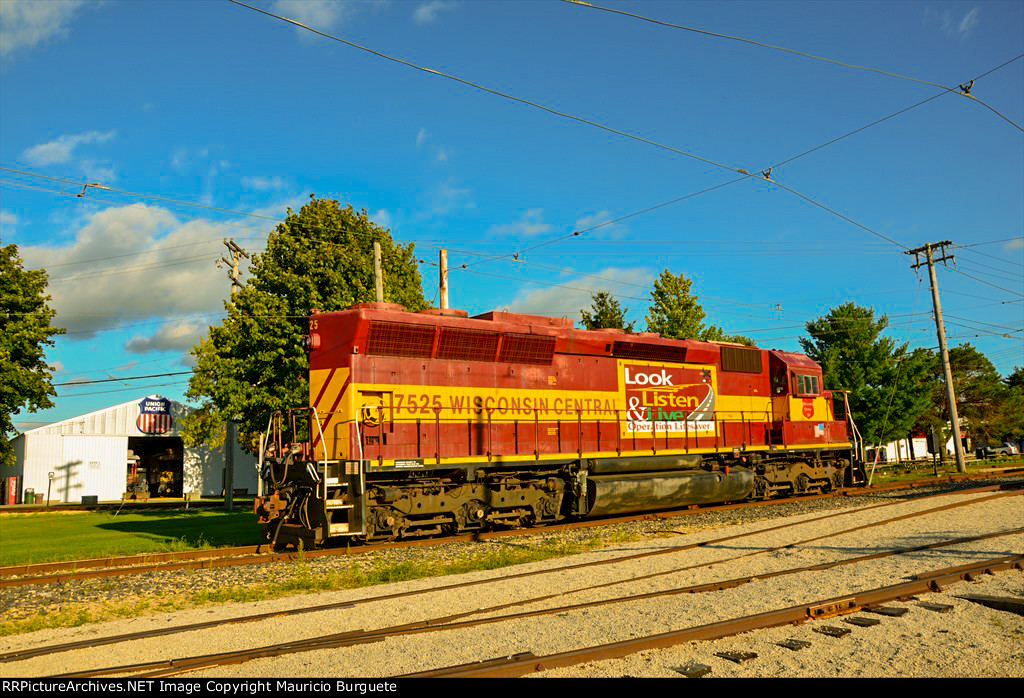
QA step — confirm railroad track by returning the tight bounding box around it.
[3,471,1020,588]
[405,556,1024,678]
[6,485,1021,677]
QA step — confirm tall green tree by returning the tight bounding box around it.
[184,197,428,449]
[580,291,635,332]
[942,344,1009,445]
[915,346,1020,447]
[799,303,931,447]
[1,244,64,465]
[995,366,1024,443]
[645,269,755,345]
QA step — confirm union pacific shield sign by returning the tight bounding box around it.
[619,361,716,434]
[137,395,173,435]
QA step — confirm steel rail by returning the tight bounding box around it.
[3,473,1019,586]
[405,556,1024,678]
[7,485,1014,663]
[21,525,1019,668]
[51,544,1024,678]
[24,492,1020,672]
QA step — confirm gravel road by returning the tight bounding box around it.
[2,482,1022,679]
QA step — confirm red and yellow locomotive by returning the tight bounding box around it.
[256,303,865,548]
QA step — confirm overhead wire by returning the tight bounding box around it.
[561,0,1024,133]
[0,167,281,221]
[228,0,988,258]
[938,264,1024,298]
[3,18,1015,348]
[954,259,1024,284]
[456,54,1022,270]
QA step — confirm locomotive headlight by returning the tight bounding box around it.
[302,333,321,351]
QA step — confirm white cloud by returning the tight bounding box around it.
[270,0,387,36]
[124,321,207,355]
[958,8,980,37]
[20,204,242,339]
[249,194,310,220]
[500,267,653,322]
[413,1,457,25]
[80,160,116,183]
[271,0,352,30]
[925,6,981,39]
[573,210,628,239]
[242,176,288,191]
[0,0,87,58]
[371,209,392,230]
[422,180,474,218]
[416,128,428,148]
[435,147,448,162]
[0,210,18,226]
[22,130,116,167]
[1004,238,1024,251]
[488,209,555,238]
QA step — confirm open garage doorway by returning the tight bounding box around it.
[127,437,184,498]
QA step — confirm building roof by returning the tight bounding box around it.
[18,395,193,438]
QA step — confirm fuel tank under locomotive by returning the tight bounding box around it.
[583,454,753,517]
[585,468,755,518]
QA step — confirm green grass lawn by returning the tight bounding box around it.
[0,508,263,567]
[869,458,1024,484]
[2,458,1021,568]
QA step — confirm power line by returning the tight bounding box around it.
[54,379,192,399]
[561,1,1024,133]
[0,167,281,221]
[937,264,1024,298]
[560,0,944,90]
[54,370,194,387]
[954,259,1024,284]
[47,253,221,283]
[458,55,1022,271]
[226,0,928,255]
[958,237,1024,248]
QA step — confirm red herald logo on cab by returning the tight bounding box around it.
[802,399,814,418]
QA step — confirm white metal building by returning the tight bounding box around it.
[8,396,257,504]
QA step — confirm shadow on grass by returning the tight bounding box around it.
[96,509,263,548]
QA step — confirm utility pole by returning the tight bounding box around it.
[907,241,967,473]
[373,241,384,303]
[220,239,249,298]
[219,239,250,510]
[439,249,449,310]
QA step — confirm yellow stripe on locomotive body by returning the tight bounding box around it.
[310,367,350,461]
[311,357,849,468]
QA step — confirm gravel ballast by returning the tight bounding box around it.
[1,483,1022,678]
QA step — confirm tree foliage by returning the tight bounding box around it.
[184,197,428,449]
[580,291,635,332]
[1,244,64,466]
[644,269,755,345]
[997,366,1024,442]
[917,348,1024,447]
[941,344,1009,444]
[799,303,931,446]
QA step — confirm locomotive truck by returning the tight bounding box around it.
[255,303,866,548]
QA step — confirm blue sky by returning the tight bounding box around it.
[2,0,1022,431]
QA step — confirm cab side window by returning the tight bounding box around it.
[794,374,820,396]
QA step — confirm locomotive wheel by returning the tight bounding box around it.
[368,506,404,541]
[457,500,487,530]
[753,475,770,500]
[795,473,811,493]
